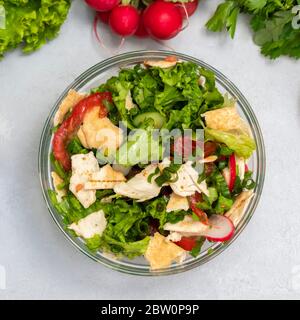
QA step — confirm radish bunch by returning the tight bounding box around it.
[84,0,199,40]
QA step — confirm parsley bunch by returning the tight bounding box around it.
[206,0,300,59]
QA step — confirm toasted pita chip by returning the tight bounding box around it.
[166,192,189,212]
[144,233,186,270]
[51,172,66,202]
[225,190,254,226]
[199,155,218,163]
[84,164,126,190]
[170,162,209,197]
[78,107,123,151]
[164,215,209,236]
[113,164,161,202]
[69,210,107,239]
[69,152,100,209]
[203,106,250,135]
[144,57,177,69]
[54,90,87,126]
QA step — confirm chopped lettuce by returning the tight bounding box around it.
[205,127,256,159]
[67,137,89,155]
[190,237,206,257]
[52,192,104,225]
[207,187,218,204]
[132,69,160,109]
[215,195,233,214]
[51,193,152,258]
[93,62,225,131]
[95,75,134,128]
[100,236,150,258]
[91,200,152,258]
[145,197,168,228]
[145,197,188,229]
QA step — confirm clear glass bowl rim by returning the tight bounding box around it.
[39,50,266,276]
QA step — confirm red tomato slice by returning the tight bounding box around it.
[52,92,112,171]
[175,237,197,251]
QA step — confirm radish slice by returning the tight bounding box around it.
[235,156,245,181]
[203,215,234,242]
[228,154,236,192]
[222,167,230,186]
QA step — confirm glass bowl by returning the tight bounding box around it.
[39,50,265,276]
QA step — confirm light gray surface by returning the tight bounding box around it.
[0,0,300,300]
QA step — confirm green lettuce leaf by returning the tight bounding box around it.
[215,195,233,214]
[67,137,89,155]
[116,129,163,166]
[95,199,151,258]
[145,197,188,229]
[101,235,150,258]
[132,69,160,109]
[0,0,71,58]
[96,75,136,128]
[93,61,225,131]
[205,127,256,159]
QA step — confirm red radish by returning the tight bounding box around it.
[143,1,183,40]
[228,154,236,192]
[109,5,140,36]
[178,0,198,18]
[175,237,197,251]
[203,215,235,242]
[85,0,119,12]
[134,12,149,37]
[188,192,209,225]
[97,11,110,24]
[245,164,249,172]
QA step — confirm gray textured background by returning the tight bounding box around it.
[1,0,300,299]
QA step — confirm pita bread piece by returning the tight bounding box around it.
[77,106,123,151]
[203,106,250,135]
[225,190,254,226]
[144,233,186,270]
[85,164,126,190]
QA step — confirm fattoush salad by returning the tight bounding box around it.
[49,57,256,270]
